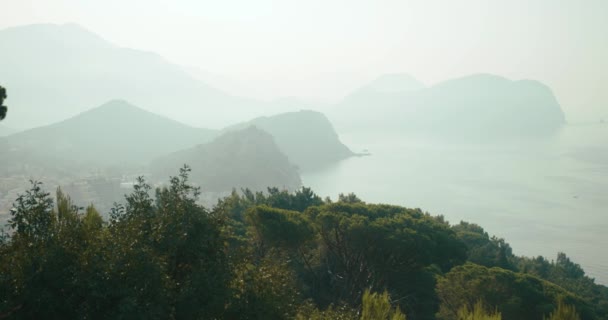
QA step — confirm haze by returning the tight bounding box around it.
[3,0,607,122]
[1,1,608,317]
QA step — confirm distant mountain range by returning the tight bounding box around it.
[1,99,352,169]
[332,73,566,140]
[0,99,352,194]
[0,23,568,142]
[151,126,301,192]
[0,23,279,129]
[3,100,216,166]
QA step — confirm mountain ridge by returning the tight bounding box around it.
[333,73,566,140]
[223,110,354,170]
[0,23,276,129]
[151,126,302,192]
[3,99,216,166]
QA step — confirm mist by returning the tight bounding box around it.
[1,1,607,318]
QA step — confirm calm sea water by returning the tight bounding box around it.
[302,124,608,284]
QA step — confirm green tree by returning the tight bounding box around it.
[105,166,230,319]
[338,192,363,203]
[153,166,230,319]
[0,184,107,318]
[227,255,302,319]
[452,221,515,270]
[311,203,466,312]
[516,253,608,317]
[0,85,7,120]
[456,300,501,320]
[544,300,581,320]
[361,290,406,320]
[436,263,595,320]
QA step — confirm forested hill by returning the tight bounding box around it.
[1,169,606,319]
[2,100,216,166]
[223,110,354,170]
[150,127,302,192]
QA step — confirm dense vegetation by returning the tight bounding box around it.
[151,127,302,192]
[0,166,606,319]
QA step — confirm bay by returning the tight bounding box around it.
[302,124,608,284]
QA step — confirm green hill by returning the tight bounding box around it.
[151,126,301,192]
[2,100,216,167]
[224,110,353,170]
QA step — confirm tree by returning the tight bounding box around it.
[516,253,608,317]
[338,192,363,203]
[246,205,315,253]
[361,290,406,320]
[294,290,406,320]
[544,300,581,320]
[311,203,466,312]
[456,300,501,320]
[152,166,230,319]
[105,166,231,319]
[0,184,105,319]
[436,263,595,320]
[0,85,6,120]
[227,255,302,319]
[244,202,466,319]
[452,222,515,270]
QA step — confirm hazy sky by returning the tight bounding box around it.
[2,0,607,121]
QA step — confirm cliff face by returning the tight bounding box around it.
[225,110,353,170]
[151,126,302,192]
[405,75,566,137]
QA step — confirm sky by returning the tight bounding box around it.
[2,0,607,121]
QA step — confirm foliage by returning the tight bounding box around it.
[311,203,466,309]
[1,168,607,319]
[361,290,407,320]
[436,263,595,320]
[338,192,364,204]
[516,253,608,317]
[296,302,358,320]
[452,222,515,270]
[454,222,608,318]
[227,254,302,319]
[0,166,230,319]
[246,205,315,251]
[456,300,502,320]
[544,300,581,320]
[0,85,6,120]
[243,201,466,319]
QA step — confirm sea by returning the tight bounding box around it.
[302,123,608,285]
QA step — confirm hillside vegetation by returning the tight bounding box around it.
[1,167,605,319]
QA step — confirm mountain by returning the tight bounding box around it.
[0,124,17,137]
[333,73,566,140]
[2,100,217,167]
[151,126,301,192]
[0,23,277,129]
[224,110,354,170]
